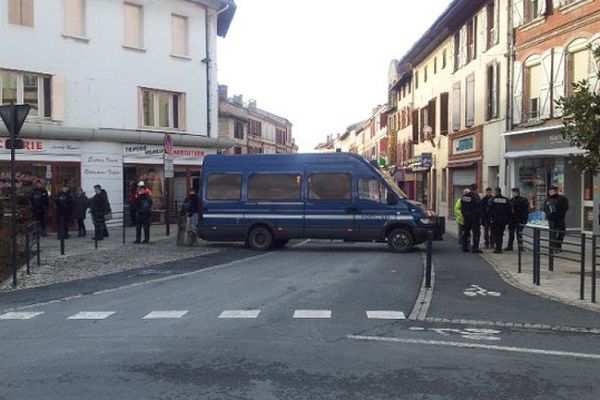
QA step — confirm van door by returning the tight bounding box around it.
[304,172,355,240]
[355,177,405,241]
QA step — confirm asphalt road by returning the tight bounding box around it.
[1,239,599,399]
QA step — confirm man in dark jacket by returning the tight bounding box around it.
[544,186,569,252]
[506,188,530,251]
[55,186,73,239]
[91,185,111,241]
[460,185,482,253]
[489,188,511,254]
[30,182,49,236]
[480,187,493,249]
[134,181,153,244]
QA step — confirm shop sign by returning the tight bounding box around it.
[0,138,81,154]
[420,153,432,168]
[123,144,205,159]
[453,135,475,154]
[506,129,571,153]
[82,153,122,181]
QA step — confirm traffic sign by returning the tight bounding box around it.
[0,104,30,136]
[163,133,173,155]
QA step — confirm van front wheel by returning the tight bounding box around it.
[387,229,414,253]
[248,227,273,251]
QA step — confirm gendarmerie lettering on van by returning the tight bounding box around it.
[199,153,445,252]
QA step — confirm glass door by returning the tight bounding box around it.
[583,171,594,232]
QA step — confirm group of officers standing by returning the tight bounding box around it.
[456,184,570,254]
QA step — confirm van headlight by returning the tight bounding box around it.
[420,217,437,225]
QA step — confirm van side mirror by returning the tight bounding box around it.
[387,192,398,206]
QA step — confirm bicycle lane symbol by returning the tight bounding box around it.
[409,326,502,341]
[463,284,501,297]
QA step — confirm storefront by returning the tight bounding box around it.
[505,126,587,230]
[448,126,483,217]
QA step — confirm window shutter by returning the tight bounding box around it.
[452,82,461,132]
[512,61,523,125]
[540,50,553,119]
[552,0,564,9]
[64,0,85,37]
[179,93,187,131]
[8,0,20,24]
[171,14,189,56]
[466,75,475,127]
[51,75,65,122]
[21,0,33,27]
[412,109,419,142]
[459,26,467,67]
[493,63,500,118]
[588,38,600,94]
[440,92,449,135]
[513,0,524,27]
[124,3,142,48]
[538,0,547,15]
[428,98,436,137]
[552,48,565,117]
[481,5,488,52]
[493,0,499,44]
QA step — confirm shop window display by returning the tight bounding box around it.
[518,159,564,225]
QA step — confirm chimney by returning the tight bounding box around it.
[232,95,243,105]
[218,85,228,100]
[248,99,257,108]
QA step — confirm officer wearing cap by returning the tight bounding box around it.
[489,187,511,254]
[506,187,530,251]
[460,184,482,253]
[543,186,569,252]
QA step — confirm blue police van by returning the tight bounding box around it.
[198,153,445,252]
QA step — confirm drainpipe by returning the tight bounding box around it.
[505,0,515,190]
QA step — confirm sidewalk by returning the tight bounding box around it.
[445,219,600,312]
[0,224,216,291]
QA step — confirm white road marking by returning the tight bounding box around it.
[142,310,188,319]
[410,325,502,341]
[347,335,600,360]
[0,311,44,320]
[366,311,406,320]
[218,310,261,319]
[293,310,332,319]
[67,311,115,320]
[463,284,501,297]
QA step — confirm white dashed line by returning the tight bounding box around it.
[218,310,261,319]
[0,311,44,320]
[142,310,188,319]
[366,311,406,320]
[67,311,115,320]
[293,310,332,319]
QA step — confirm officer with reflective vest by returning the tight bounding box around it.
[489,187,511,254]
[460,184,482,253]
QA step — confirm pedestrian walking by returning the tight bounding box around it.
[506,187,530,251]
[29,182,49,236]
[134,181,153,244]
[489,188,511,254]
[460,184,482,253]
[543,186,569,252]
[480,187,493,249]
[454,190,467,247]
[72,187,90,237]
[91,184,111,241]
[55,186,73,240]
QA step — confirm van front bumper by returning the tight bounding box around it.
[414,216,445,242]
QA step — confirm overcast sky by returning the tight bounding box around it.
[217,0,452,152]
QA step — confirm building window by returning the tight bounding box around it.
[453,33,460,71]
[234,121,244,139]
[566,49,589,97]
[206,174,241,200]
[308,173,351,200]
[486,63,499,120]
[63,0,86,38]
[249,120,262,136]
[140,88,184,130]
[276,128,286,145]
[465,74,475,127]
[524,0,545,23]
[248,174,301,201]
[424,66,428,83]
[486,0,496,50]
[524,63,542,121]
[442,49,447,69]
[123,2,143,49]
[466,18,475,63]
[171,14,189,57]
[440,92,449,135]
[8,0,33,27]
[0,70,53,119]
[452,81,461,132]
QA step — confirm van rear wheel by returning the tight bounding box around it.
[248,227,273,251]
[388,228,413,253]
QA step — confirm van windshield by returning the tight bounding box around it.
[376,169,407,199]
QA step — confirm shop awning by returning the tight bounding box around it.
[447,161,475,168]
[505,147,585,158]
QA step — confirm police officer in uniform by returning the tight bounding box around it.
[460,185,482,253]
[489,187,511,254]
[480,187,493,249]
[506,187,530,251]
[543,186,569,252]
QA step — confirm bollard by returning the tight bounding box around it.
[425,230,433,288]
[60,215,65,256]
[518,236,522,274]
[25,229,30,275]
[533,228,540,286]
[592,236,597,304]
[580,233,586,300]
[548,229,554,272]
[122,211,126,245]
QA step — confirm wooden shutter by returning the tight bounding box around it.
[428,98,436,137]
[440,92,449,135]
[493,63,500,119]
[171,14,189,56]
[513,61,523,125]
[452,82,461,131]
[538,0,547,15]
[465,74,475,127]
[459,26,467,68]
[412,109,419,142]
[124,3,142,48]
[481,5,488,52]
[21,0,33,27]
[552,48,565,117]
[513,0,523,27]
[8,0,20,24]
[540,50,553,119]
[493,0,499,45]
[51,76,65,122]
[64,0,85,37]
[588,38,600,94]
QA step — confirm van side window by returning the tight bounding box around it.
[248,174,301,201]
[308,173,351,200]
[358,178,387,204]
[206,174,242,200]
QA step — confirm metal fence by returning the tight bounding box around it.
[519,225,599,303]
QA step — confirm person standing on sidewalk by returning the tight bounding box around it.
[29,182,49,236]
[134,181,153,244]
[91,185,111,241]
[454,189,468,247]
[72,187,90,237]
[506,187,530,251]
[55,186,73,240]
[460,185,482,253]
[543,186,569,252]
[489,188,511,254]
[480,187,493,249]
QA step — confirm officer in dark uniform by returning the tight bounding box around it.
[543,186,569,252]
[506,187,530,251]
[460,185,482,253]
[489,188,511,254]
[480,187,493,249]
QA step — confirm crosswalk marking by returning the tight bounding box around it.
[67,311,115,320]
[293,310,332,319]
[142,310,188,319]
[218,310,261,319]
[0,311,44,320]
[366,311,406,320]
